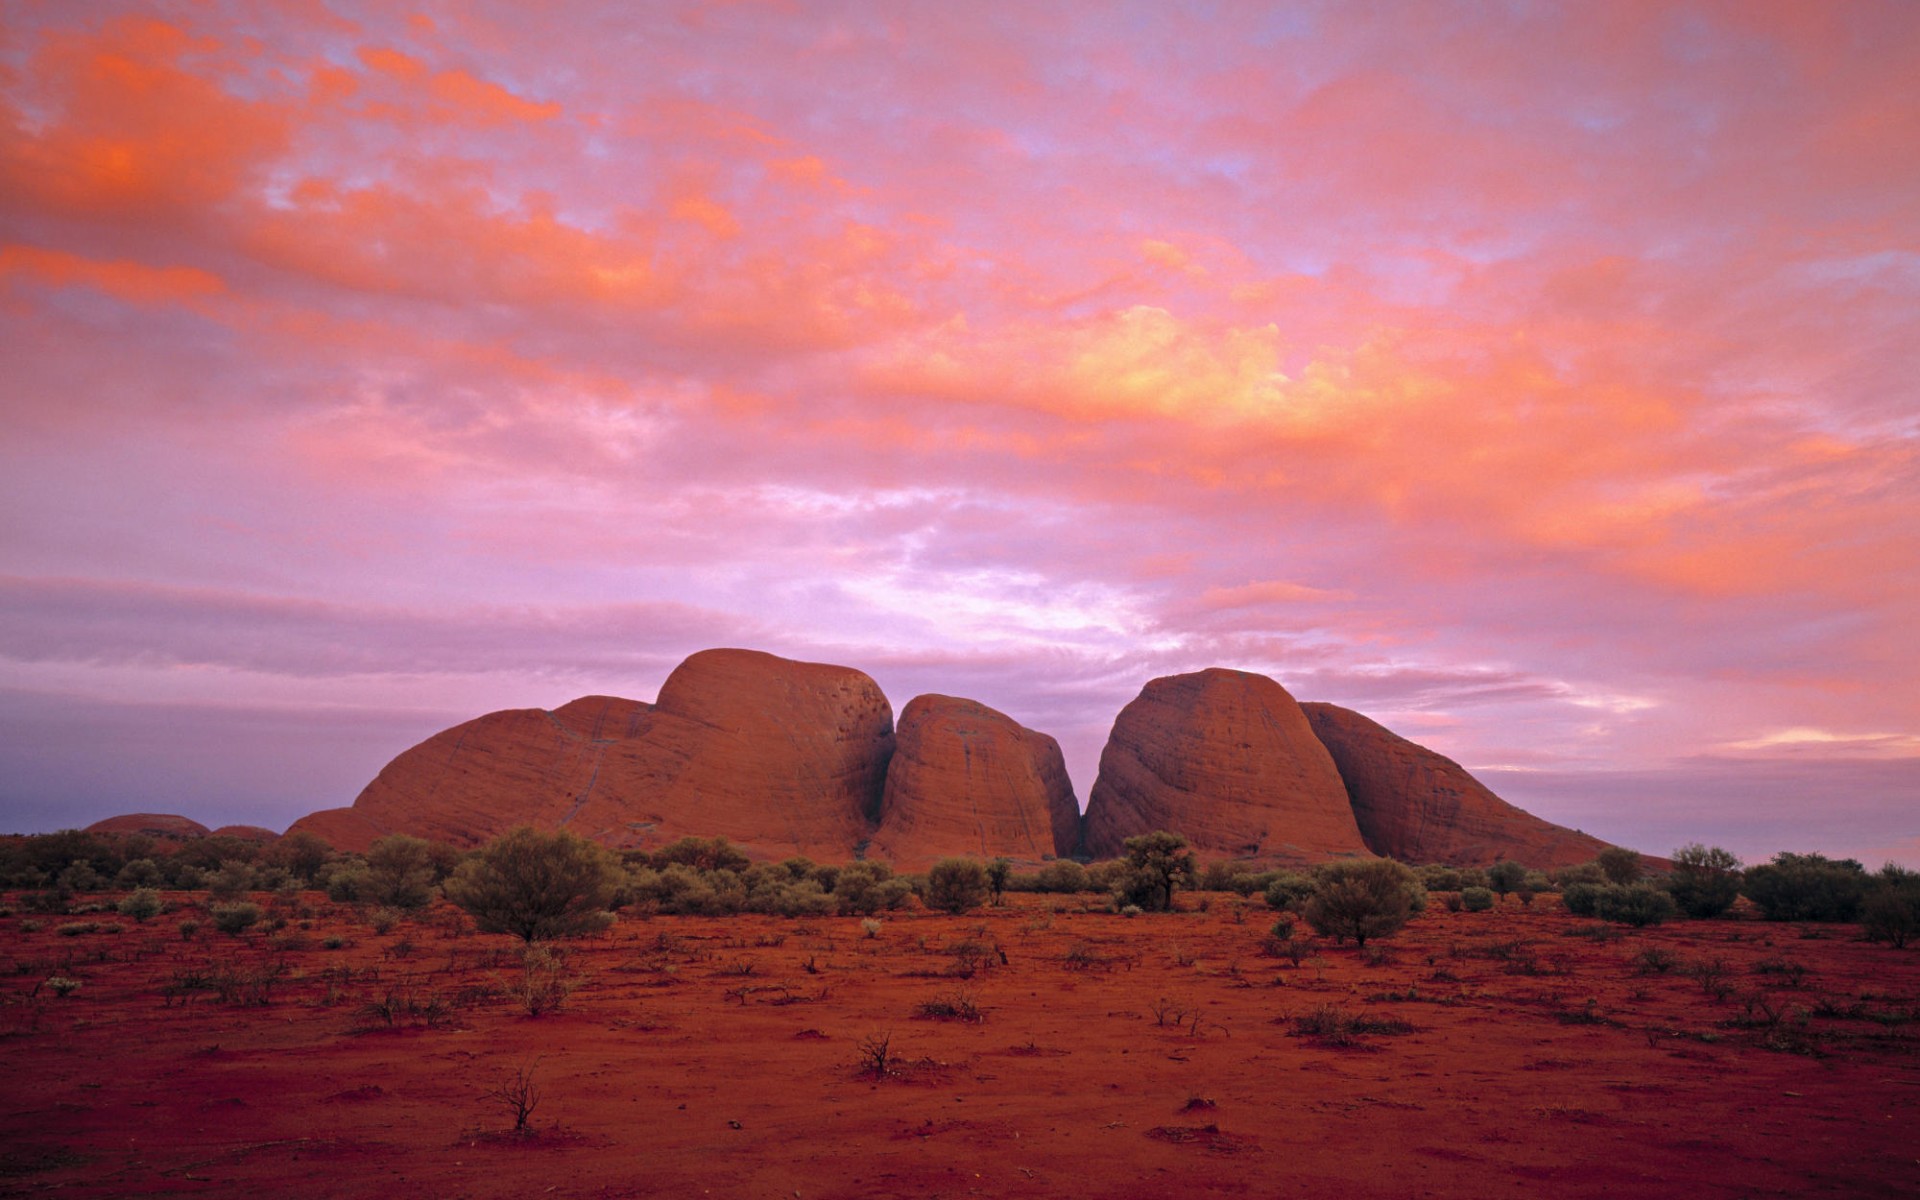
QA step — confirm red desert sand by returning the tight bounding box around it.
[2,891,1915,1198]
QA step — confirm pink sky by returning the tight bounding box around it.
[2,2,1916,866]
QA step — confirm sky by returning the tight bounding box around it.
[1,1,1916,867]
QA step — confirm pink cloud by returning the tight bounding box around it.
[0,2,1914,863]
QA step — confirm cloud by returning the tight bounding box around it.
[0,1,1915,863]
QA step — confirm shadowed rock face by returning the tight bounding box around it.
[1081,668,1367,862]
[1301,702,1611,870]
[84,813,211,839]
[869,694,1081,870]
[290,649,895,859]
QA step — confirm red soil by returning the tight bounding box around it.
[2,892,1915,1198]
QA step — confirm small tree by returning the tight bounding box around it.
[925,858,991,914]
[1666,843,1742,919]
[1118,832,1196,913]
[1862,866,1920,949]
[987,858,1012,905]
[443,827,623,942]
[366,835,440,911]
[1301,859,1420,947]
[1595,847,1644,886]
[1485,860,1526,898]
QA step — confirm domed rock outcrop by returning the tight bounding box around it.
[1301,702,1610,869]
[562,648,896,859]
[290,649,895,861]
[84,813,210,839]
[1081,668,1367,862]
[209,825,279,843]
[869,694,1080,870]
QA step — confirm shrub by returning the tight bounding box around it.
[1862,866,1920,949]
[1596,847,1644,885]
[1301,859,1421,947]
[511,944,574,1016]
[987,858,1012,904]
[365,835,440,911]
[1262,871,1316,913]
[649,836,751,874]
[1554,862,1606,887]
[1032,860,1090,894]
[177,918,201,940]
[211,902,262,935]
[925,858,992,914]
[1742,852,1868,922]
[1460,887,1494,912]
[205,860,256,900]
[1560,881,1605,917]
[831,861,909,915]
[1666,844,1743,919]
[1117,832,1196,912]
[1485,861,1526,898]
[1592,883,1677,927]
[117,888,163,923]
[444,827,624,942]
[1416,865,1463,893]
[324,860,371,904]
[114,859,165,890]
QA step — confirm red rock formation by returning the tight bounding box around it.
[84,813,210,839]
[1081,669,1367,862]
[563,649,896,860]
[290,649,896,861]
[1300,702,1610,870]
[869,694,1080,870]
[209,825,280,843]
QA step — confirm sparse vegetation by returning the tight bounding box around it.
[924,858,992,915]
[1666,844,1743,918]
[444,827,624,942]
[1301,859,1421,947]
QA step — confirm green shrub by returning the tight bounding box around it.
[832,861,911,915]
[444,826,624,942]
[1115,832,1196,912]
[211,902,262,935]
[1301,859,1421,947]
[1030,860,1090,894]
[323,860,371,904]
[1665,843,1743,919]
[925,858,992,914]
[1262,871,1316,913]
[1592,883,1676,927]
[1485,861,1526,898]
[1862,866,1920,948]
[649,836,752,874]
[1742,852,1868,921]
[117,888,163,922]
[365,835,440,910]
[1460,887,1494,912]
[114,859,165,890]
[205,860,255,900]
[1596,847,1644,885]
[1560,881,1604,917]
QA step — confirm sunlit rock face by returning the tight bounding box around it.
[869,694,1081,870]
[290,648,895,860]
[1081,668,1368,863]
[1301,702,1611,870]
[84,813,211,839]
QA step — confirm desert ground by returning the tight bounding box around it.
[2,891,1915,1199]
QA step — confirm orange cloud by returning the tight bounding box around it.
[0,16,286,215]
[0,244,225,305]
